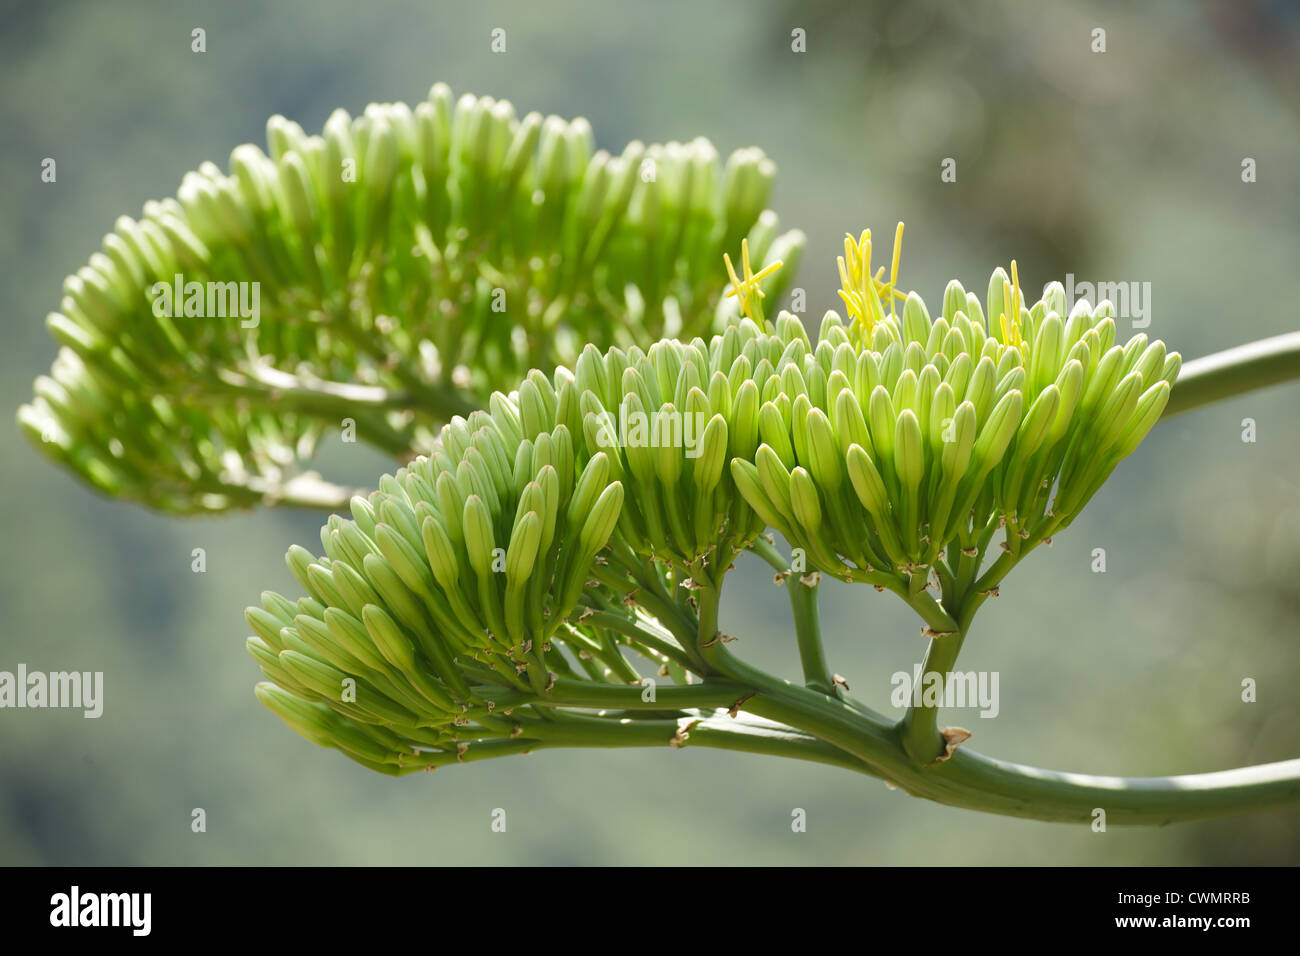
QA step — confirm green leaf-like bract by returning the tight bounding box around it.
[18,84,803,513]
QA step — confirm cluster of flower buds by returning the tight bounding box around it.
[249,227,1179,772]
[248,315,790,769]
[248,376,631,772]
[19,84,802,513]
[573,332,767,567]
[730,229,1179,585]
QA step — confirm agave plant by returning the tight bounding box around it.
[247,227,1300,823]
[19,87,1300,825]
[17,85,801,513]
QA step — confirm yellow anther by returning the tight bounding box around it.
[837,222,910,338]
[999,259,1026,352]
[724,238,783,322]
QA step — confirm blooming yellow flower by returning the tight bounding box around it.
[724,237,783,322]
[837,222,909,338]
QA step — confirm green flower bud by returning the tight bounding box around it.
[832,387,871,457]
[577,482,624,557]
[867,386,897,474]
[462,495,497,579]
[1029,314,1064,394]
[693,414,729,493]
[755,443,797,527]
[971,389,1023,475]
[729,379,760,460]
[902,291,931,345]
[758,400,796,470]
[942,280,968,321]
[894,409,925,492]
[789,466,823,537]
[1110,382,1171,460]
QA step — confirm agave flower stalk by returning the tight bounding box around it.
[16,82,1300,825]
[243,227,1300,824]
[17,86,802,514]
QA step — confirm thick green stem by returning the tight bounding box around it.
[897,539,1034,763]
[894,581,965,761]
[696,596,902,766]
[1163,331,1300,418]
[509,710,877,774]
[483,580,1300,825]
[895,630,967,763]
[922,750,1300,825]
[679,715,876,773]
[743,685,1300,823]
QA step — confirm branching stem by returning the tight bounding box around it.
[788,576,835,696]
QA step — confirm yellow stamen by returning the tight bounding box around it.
[888,222,904,319]
[723,238,783,322]
[836,222,912,340]
[998,259,1026,352]
[723,250,742,292]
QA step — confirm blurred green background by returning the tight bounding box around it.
[2,0,1299,864]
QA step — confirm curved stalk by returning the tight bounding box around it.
[929,749,1300,824]
[515,711,879,774]
[420,659,1300,823]
[742,679,1300,823]
[1163,331,1300,418]
[693,573,1300,823]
